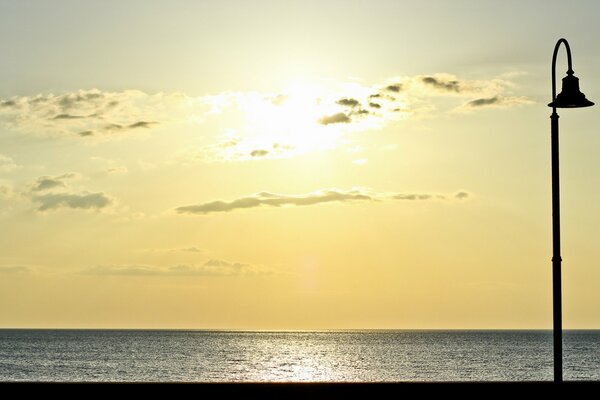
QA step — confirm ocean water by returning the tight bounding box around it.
[0,330,598,382]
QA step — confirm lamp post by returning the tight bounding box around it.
[547,38,594,383]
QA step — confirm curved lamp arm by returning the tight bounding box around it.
[551,38,573,105]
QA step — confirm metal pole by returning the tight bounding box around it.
[550,109,562,383]
[550,38,571,383]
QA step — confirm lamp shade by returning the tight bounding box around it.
[549,73,594,108]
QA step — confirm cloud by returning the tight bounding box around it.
[393,193,444,201]
[82,259,270,276]
[102,121,158,133]
[464,96,533,109]
[467,97,500,107]
[175,188,375,215]
[336,98,360,107]
[250,149,269,157]
[0,266,30,274]
[0,89,194,140]
[181,247,206,253]
[52,113,86,120]
[32,177,66,192]
[386,84,402,92]
[106,166,128,174]
[269,94,288,105]
[350,108,369,116]
[318,112,351,125]
[0,184,13,198]
[32,191,112,211]
[422,76,462,92]
[25,172,116,212]
[30,173,77,192]
[0,154,18,173]
[0,72,531,163]
[176,188,472,215]
[392,191,471,201]
[136,246,207,254]
[127,121,158,129]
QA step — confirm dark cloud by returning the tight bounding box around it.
[32,192,111,211]
[422,76,461,92]
[454,191,470,200]
[250,149,269,157]
[176,189,374,215]
[103,121,158,132]
[336,98,360,107]
[351,109,369,115]
[57,91,105,110]
[128,121,158,129]
[52,114,86,120]
[78,130,94,137]
[30,173,76,192]
[466,97,500,107]
[318,113,351,125]
[31,177,66,192]
[369,102,381,109]
[104,123,123,132]
[386,84,402,93]
[368,94,381,99]
[0,99,17,108]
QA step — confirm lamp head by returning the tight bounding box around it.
[549,72,594,108]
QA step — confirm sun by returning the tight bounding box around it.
[234,80,347,158]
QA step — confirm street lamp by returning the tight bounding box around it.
[547,38,594,383]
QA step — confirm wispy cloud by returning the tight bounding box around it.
[0,154,19,173]
[175,188,470,215]
[462,95,533,109]
[0,184,12,198]
[392,191,470,201]
[0,89,198,140]
[136,246,207,254]
[0,72,532,162]
[82,259,270,276]
[0,265,31,274]
[176,188,375,215]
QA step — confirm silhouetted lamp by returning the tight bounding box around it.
[548,38,594,383]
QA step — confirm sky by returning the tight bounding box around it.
[1,0,600,329]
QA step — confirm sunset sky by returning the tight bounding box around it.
[1,0,600,329]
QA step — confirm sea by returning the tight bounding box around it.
[0,330,598,382]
